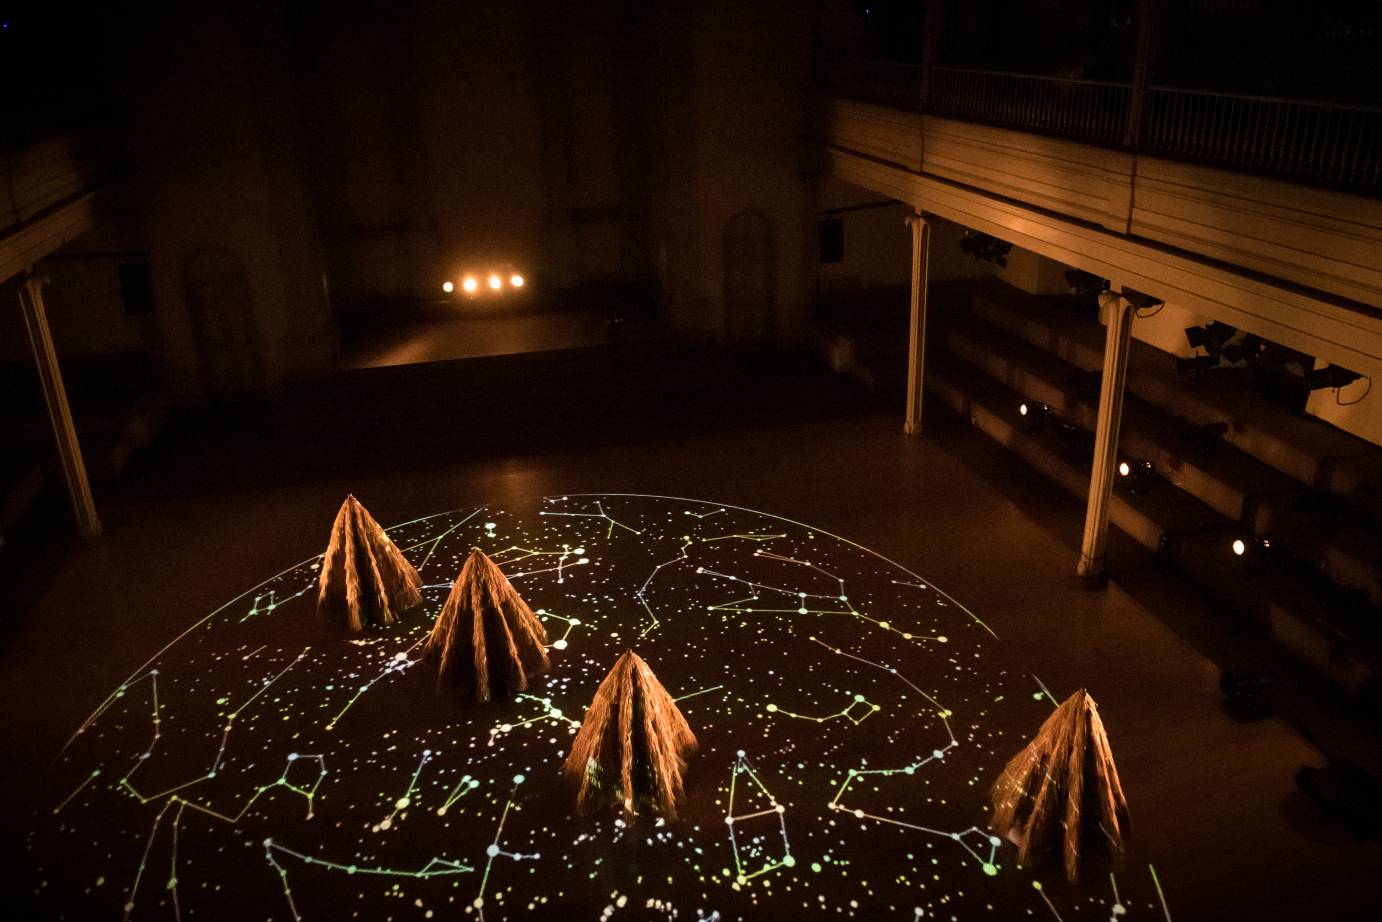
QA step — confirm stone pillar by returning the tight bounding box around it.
[904,212,932,436]
[1077,289,1136,580]
[17,274,102,538]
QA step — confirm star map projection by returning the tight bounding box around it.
[27,494,1173,921]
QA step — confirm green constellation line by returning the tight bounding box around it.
[488,694,581,746]
[814,633,1002,876]
[725,751,795,885]
[827,746,959,811]
[637,595,661,639]
[122,753,326,921]
[400,508,483,574]
[57,508,481,757]
[474,775,541,920]
[674,685,727,704]
[490,543,591,583]
[54,767,101,814]
[265,841,474,922]
[540,498,643,539]
[239,581,314,623]
[437,773,482,816]
[700,552,949,645]
[766,692,881,725]
[373,748,433,832]
[807,636,957,740]
[120,648,311,804]
[1028,872,1156,922]
[326,639,424,731]
[829,796,1000,876]
[635,532,786,638]
[536,608,582,651]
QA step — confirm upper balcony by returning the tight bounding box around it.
[824,58,1381,196]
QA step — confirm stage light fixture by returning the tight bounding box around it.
[510,273,525,288]
[1307,364,1363,391]
[1019,403,1029,416]
[1220,666,1275,722]
[1118,461,1130,477]
[1176,354,1219,371]
[462,276,479,293]
[442,280,454,293]
[1232,538,1246,556]
[488,274,502,291]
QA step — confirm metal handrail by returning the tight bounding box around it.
[929,64,1131,90]
[1148,83,1382,114]
[823,59,1382,193]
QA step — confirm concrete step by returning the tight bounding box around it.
[1166,527,1380,694]
[1250,494,1382,608]
[968,280,1382,510]
[930,350,1381,696]
[943,314,1304,523]
[928,352,1228,554]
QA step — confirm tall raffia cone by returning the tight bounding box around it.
[989,689,1130,882]
[563,650,697,818]
[422,548,550,702]
[317,494,422,631]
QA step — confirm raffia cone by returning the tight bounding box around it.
[989,689,1130,882]
[563,650,697,818]
[423,548,550,702]
[317,494,422,631]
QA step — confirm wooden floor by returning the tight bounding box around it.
[2,345,1378,919]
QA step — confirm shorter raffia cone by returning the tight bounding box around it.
[317,494,422,631]
[564,651,697,818]
[989,689,1130,882]
[423,548,550,702]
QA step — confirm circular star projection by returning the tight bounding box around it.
[27,494,1171,920]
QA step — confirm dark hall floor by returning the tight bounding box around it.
[3,342,1379,919]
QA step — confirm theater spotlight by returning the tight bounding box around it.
[488,274,503,291]
[442,280,455,293]
[1119,459,1158,493]
[1220,666,1275,722]
[1232,538,1247,556]
[462,276,479,293]
[510,273,525,288]
[1185,321,1237,355]
[1018,401,1051,429]
[1307,364,1363,391]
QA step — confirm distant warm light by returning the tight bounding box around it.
[488,274,502,291]
[1019,403,1028,416]
[442,280,454,293]
[1232,539,1246,556]
[1118,461,1130,477]
[510,273,525,288]
[462,276,479,293]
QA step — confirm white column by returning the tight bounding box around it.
[904,212,932,436]
[1077,289,1135,580]
[17,274,102,538]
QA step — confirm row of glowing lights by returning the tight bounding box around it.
[1020,401,1262,559]
[442,273,525,294]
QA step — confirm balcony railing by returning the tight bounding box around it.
[823,59,1382,194]
[928,66,1129,147]
[1145,86,1381,190]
